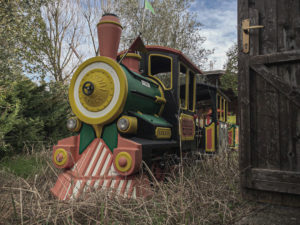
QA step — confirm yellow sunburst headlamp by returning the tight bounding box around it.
[69,56,128,125]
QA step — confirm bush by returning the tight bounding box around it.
[0,76,70,157]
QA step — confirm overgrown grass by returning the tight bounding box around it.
[0,154,45,178]
[0,149,256,224]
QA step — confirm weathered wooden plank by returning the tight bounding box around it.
[257,0,277,55]
[296,110,300,172]
[264,0,280,170]
[252,180,300,195]
[277,62,300,171]
[277,0,290,172]
[251,168,300,183]
[251,0,267,169]
[250,50,300,65]
[289,0,300,51]
[290,1,300,173]
[277,0,300,172]
[248,1,280,170]
[242,188,300,207]
[278,90,294,171]
[277,0,289,52]
[238,0,251,188]
[251,64,300,108]
[292,104,300,172]
[254,0,281,170]
[249,8,259,168]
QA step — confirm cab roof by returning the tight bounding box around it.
[117,45,203,75]
[145,46,203,75]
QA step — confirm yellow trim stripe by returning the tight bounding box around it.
[120,53,141,60]
[147,77,165,116]
[155,96,166,104]
[97,20,123,29]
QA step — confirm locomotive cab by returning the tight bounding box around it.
[140,46,201,153]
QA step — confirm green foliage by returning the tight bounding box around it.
[0,0,72,157]
[0,0,50,80]
[114,0,213,68]
[0,76,70,157]
[0,154,45,178]
[221,44,238,95]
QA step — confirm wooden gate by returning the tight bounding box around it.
[238,0,300,206]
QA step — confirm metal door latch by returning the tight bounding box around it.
[242,19,264,53]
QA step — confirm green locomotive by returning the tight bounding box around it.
[51,13,234,200]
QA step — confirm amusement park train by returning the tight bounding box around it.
[51,13,238,200]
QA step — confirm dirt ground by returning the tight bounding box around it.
[235,203,300,225]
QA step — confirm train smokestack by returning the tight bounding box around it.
[97,13,122,60]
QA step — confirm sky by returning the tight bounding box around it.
[191,0,237,70]
[79,0,237,71]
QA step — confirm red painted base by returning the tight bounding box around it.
[51,138,152,200]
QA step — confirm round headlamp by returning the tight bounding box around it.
[117,118,129,131]
[117,116,138,134]
[66,117,81,132]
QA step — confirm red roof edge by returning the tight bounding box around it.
[117,45,203,74]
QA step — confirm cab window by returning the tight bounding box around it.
[149,55,172,89]
[179,64,187,109]
[217,94,228,122]
[188,71,196,111]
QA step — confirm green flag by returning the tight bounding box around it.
[145,0,155,15]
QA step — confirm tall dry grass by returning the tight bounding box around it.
[0,150,256,225]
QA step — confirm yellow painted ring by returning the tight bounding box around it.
[69,56,128,125]
[115,152,132,172]
[53,148,68,166]
[73,117,82,132]
[97,20,123,29]
[120,53,142,60]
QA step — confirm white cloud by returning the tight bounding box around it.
[193,0,237,70]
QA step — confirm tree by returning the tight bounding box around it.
[220,43,238,95]
[79,0,102,57]
[78,0,212,68]
[0,76,71,157]
[39,0,85,82]
[0,0,49,80]
[114,0,212,68]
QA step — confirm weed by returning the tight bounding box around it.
[0,149,257,224]
[0,153,46,178]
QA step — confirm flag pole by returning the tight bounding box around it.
[141,0,146,32]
